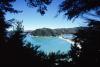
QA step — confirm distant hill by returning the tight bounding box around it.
[32,28,56,36]
[31,27,86,36]
[24,27,88,36]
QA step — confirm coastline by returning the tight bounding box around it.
[58,36,75,44]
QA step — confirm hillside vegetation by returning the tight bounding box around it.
[32,27,85,36]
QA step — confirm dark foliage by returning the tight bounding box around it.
[57,0,100,66]
[0,0,20,13]
[25,0,52,15]
[0,0,43,64]
[59,0,100,19]
[72,20,100,66]
[26,0,100,19]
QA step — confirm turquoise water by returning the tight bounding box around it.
[24,34,72,54]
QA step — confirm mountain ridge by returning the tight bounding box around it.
[27,27,88,36]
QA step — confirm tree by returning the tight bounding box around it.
[0,0,20,46]
[59,0,100,19]
[41,0,100,66]
[0,0,45,64]
[25,0,100,19]
[57,0,100,66]
[73,20,100,66]
[25,0,52,15]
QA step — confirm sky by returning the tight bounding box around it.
[5,0,87,30]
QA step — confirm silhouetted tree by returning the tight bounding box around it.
[25,0,52,15]
[25,0,100,19]
[58,0,100,66]
[72,20,100,66]
[59,0,100,19]
[0,0,20,64]
[0,0,19,46]
[0,0,45,64]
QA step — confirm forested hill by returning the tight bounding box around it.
[31,27,86,36]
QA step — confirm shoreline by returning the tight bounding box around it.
[59,36,74,44]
